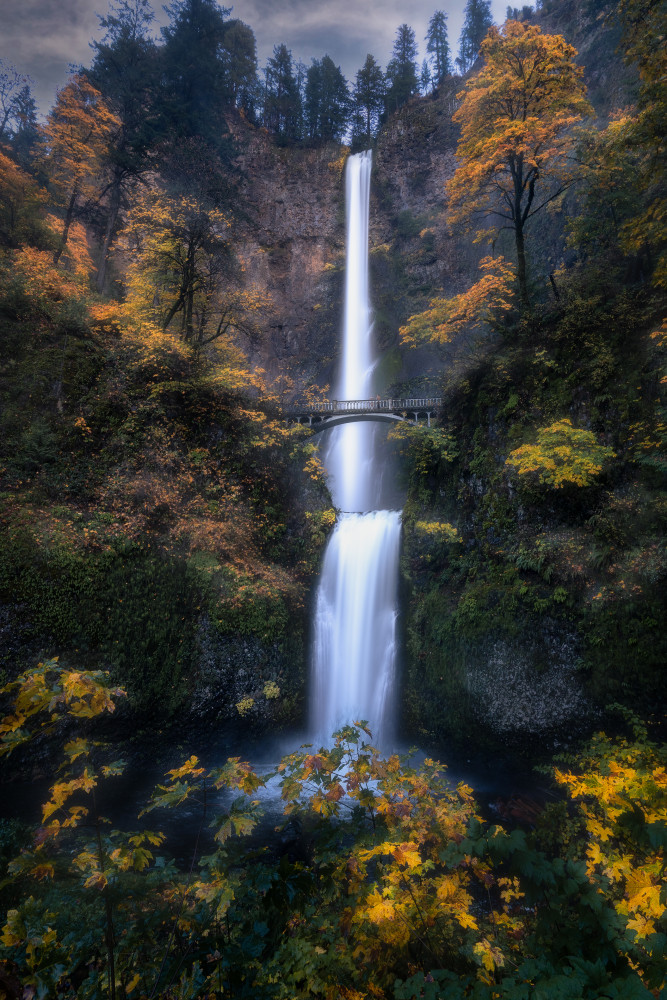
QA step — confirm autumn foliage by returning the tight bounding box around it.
[39,74,120,264]
[1,671,665,998]
[400,255,515,345]
[447,20,592,304]
[506,419,616,489]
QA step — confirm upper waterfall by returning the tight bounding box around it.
[341,149,373,401]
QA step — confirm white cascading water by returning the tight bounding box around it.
[310,150,401,748]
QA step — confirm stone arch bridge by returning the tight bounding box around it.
[284,397,442,433]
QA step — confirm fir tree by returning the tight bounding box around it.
[426,10,451,86]
[420,58,433,95]
[351,54,385,147]
[220,19,258,117]
[458,0,494,72]
[385,23,419,114]
[88,0,159,290]
[305,56,350,143]
[264,44,302,145]
[160,0,232,146]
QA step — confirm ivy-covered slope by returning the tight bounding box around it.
[397,288,665,751]
[0,258,333,728]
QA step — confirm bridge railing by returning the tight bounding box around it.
[285,397,442,415]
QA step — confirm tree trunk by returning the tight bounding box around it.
[53,189,78,266]
[185,285,194,341]
[96,174,123,293]
[184,244,195,341]
[515,219,529,309]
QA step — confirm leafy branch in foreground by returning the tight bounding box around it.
[0,671,664,998]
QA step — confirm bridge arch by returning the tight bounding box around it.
[303,412,407,434]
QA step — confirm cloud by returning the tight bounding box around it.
[240,0,445,76]
[0,0,526,114]
[1,0,101,112]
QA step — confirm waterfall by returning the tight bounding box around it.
[310,150,401,748]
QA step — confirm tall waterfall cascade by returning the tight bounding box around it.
[309,150,401,747]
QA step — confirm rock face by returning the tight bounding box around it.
[463,624,587,735]
[226,115,347,386]
[225,94,465,395]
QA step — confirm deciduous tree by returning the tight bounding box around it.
[400,256,516,345]
[506,418,615,488]
[40,74,120,266]
[123,182,231,342]
[0,61,32,143]
[0,61,38,165]
[0,150,48,248]
[447,20,592,306]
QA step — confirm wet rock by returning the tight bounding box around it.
[464,620,588,734]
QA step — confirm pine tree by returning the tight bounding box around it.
[264,44,302,145]
[160,0,232,146]
[385,24,419,114]
[88,0,159,290]
[351,54,385,148]
[220,19,258,117]
[457,0,494,72]
[426,10,451,87]
[305,56,350,143]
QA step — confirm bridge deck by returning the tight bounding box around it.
[284,397,443,431]
[285,397,442,416]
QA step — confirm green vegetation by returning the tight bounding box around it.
[0,666,664,998]
[0,109,332,723]
[393,0,665,747]
[0,0,665,995]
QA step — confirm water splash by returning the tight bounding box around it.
[310,150,402,747]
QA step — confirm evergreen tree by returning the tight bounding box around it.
[305,56,350,143]
[7,85,38,167]
[426,10,451,86]
[264,44,302,145]
[351,54,385,147]
[385,23,419,114]
[160,0,232,146]
[0,61,38,163]
[420,58,433,95]
[458,0,494,72]
[220,19,258,117]
[88,0,159,290]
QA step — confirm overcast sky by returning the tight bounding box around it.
[1,0,534,116]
